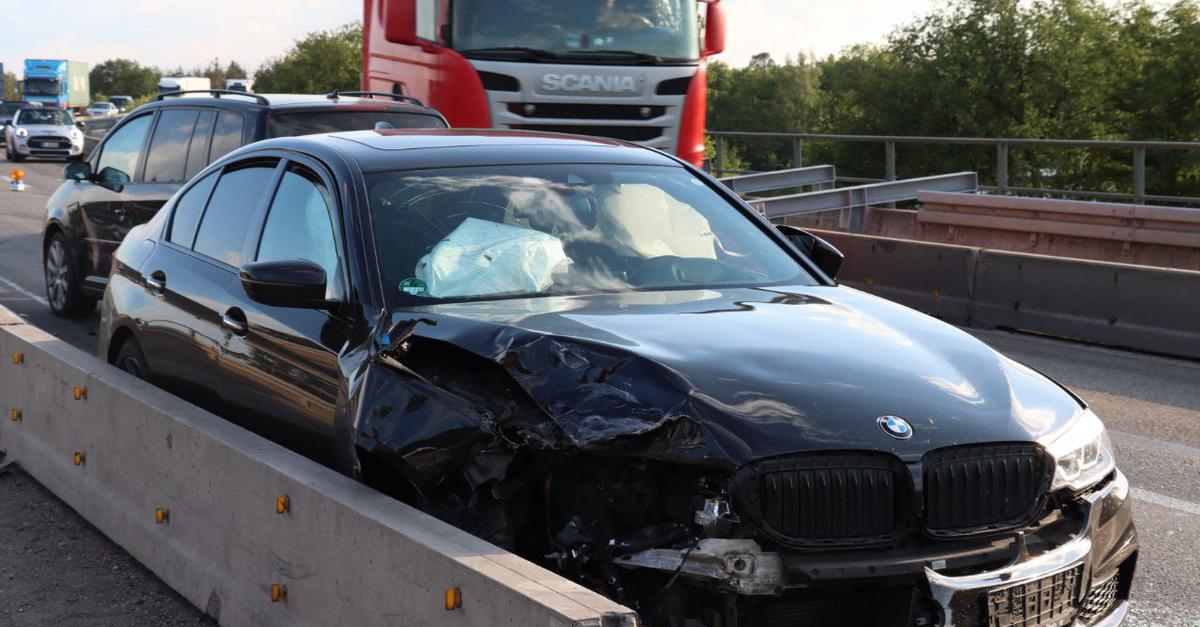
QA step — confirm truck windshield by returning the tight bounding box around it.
[367,164,812,303]
[454,0,699,62]
[267,110,447,137]
[23,79,59,96]
[16,109,72,125]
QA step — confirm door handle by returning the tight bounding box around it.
[146,270,166,291]
[222,308,248,336]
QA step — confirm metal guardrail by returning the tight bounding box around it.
[719,165,836,194]
[709,131,1200,205]
[744,172,979,232]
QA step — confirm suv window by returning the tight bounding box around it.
[184,110,216,180]
[144,109,200,183]
[267,111,446,137]
[96,115,153,184]
[209,111,244,163]
[257,166,339,293]
[193,162,277,266]
[169,171,218,247]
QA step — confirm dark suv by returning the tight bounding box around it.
[42,90,448,316]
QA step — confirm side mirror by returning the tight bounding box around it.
[239,259,329,309]
[702,1,726,57]
[75,121,86,129]
[64,160,92,182]
[384,0,419,45]
[776,225,844,280]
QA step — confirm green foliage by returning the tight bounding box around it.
[89,59,159,100]
[254,23,362,94]
[3,72,18,101]
[711,0,1200,198]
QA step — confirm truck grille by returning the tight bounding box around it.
[510,124,664,142]
[506,103,666,120]
[743,453,907,548]
[923,443,1051,536]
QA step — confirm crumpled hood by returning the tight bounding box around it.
[393,285,1085,466]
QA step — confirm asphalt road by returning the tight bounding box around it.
[0,157,1198,626]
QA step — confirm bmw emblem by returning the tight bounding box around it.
[877,416,913,440]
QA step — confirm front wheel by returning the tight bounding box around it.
[113,337,149,380]
[9,149,23,163]
[44,232,95,317]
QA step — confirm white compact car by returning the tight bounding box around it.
[87,102,118,118]
[4,107,85,162]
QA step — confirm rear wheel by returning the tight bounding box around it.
[113,337,149,380]
[44,232,95,317]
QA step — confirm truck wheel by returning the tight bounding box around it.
[44,232,95,317]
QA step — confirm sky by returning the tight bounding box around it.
[0,0,957,81]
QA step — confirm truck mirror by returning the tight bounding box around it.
[384,0,420,45]
[702,1,726,57]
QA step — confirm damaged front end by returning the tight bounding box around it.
[339,301,1136,627]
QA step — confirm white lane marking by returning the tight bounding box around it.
[0,274,48,307]
[1111,429,1200,458]
[1131,487,1200,516]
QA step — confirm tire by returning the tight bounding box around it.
[44,232,96,317]
[113,337,149,380]
[10,150,24,163]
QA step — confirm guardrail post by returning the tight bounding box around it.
[849,188,868,234]
[885,142,897,181]
[792,139,804,169]
[715,137,726,178]
[996,143,1009,192]
[1133,148,1146,202]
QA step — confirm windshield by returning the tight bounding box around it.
[267,110,446,137]
[16,109,72,126]
[453,0,699,62]
[24,78,59,96]
[367,164,811,303]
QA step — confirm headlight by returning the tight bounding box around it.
[1045,409,1115,492]
[16,128,28,138]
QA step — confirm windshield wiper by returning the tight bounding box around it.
[459,46,562,61]
[559,50,664,64]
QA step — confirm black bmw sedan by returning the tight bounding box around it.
[98,129,1137,627]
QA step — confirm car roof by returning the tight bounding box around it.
[144,92,439,116]
[239,129,686,172]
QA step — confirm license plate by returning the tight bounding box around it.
[986,565,1083,627]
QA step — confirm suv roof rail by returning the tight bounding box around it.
[326,90,426,107]
[156,90,271,105]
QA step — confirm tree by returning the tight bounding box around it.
[254,23,362,94]
[3,72,18,101]
[225,60,248,80]
[89,59,160,100]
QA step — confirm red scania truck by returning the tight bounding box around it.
[363,0,725,165]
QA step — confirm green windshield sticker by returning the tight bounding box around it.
[399,278,428,296]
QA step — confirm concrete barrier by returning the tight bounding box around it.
[812,230,1200,359]
[0,306,636,627]
[816,231,979,324]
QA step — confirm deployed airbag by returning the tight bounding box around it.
[415,218,571,298]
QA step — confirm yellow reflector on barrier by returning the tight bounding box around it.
[271,583,287,603]
[73,387,87,401]
[276,495,290,514]
[73,452,85,466]
[11,352,23,364]
[155,508,169,524]
[445,587,462,610]
[10,409,20,422]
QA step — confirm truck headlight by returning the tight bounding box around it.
[1045,409,1115,492]
[16,128,28,138]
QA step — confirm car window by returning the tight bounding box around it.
[143,109,199,183]
[257,165,340,295]
[96,115,153,184]
[366,164,814,302]
[192,163,276,266]
[168,171,218,248]
[209,111,244,162]
[16,109,72,125]
[184,110,216,180]
[267,111,446,137]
